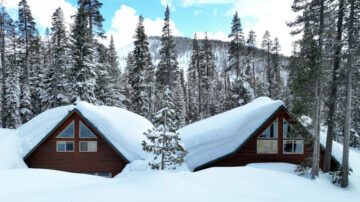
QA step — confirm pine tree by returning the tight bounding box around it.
[70,5,97,103]
[228,11,244,78]
[2,10,21,128]
[186,33,200,122]
[95,42,111,105]
[271,37,283,100]
[261,30,273,98]
[17,0,37,123]
[130,15,154,118]
[246,30,257,95]
[77,0,105,37]
[156,5,178,91]
[107,35,126,108]
[142,87,187,170]
[42,7,71,109]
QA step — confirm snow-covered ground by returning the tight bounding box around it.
[0,163,359,202]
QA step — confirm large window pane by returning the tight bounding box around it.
[294,140,304,154]
[57,142,65,151]
[283,140,293,153]
[80,141,88,151]
[57,121,74,138]
[80,121,96,138]
[257,140,277,154]
[66,142,74,151]
[79,141,97,152]
[260,119,278,138]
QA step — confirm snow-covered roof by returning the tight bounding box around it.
[18,101,153,161]
[179,97,284,171]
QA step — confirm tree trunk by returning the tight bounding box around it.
[324,0,344,172]
[341,0,355,188]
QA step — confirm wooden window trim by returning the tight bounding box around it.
[282,140,304,155]
[79,141,98,152]
[56,141,74,152]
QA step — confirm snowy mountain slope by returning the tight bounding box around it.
[118,36,289,83]
[0,163,358,202]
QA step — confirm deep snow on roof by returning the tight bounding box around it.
[18,101,153,161]
[179,97,284,170]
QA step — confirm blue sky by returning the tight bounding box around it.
[4,0,297,55]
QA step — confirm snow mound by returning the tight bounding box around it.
[0,129,27,169]
[179,97,283,170]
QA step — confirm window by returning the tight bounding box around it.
[79,141,97,152]
[283,140,304,154]
[259,119,278,138]
[80,121,96,138]
[57,121,74,138]
[57,141,74,152]
[257,140,278,154]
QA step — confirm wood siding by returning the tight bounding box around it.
[25,111,127,177]
[195,108,338,171]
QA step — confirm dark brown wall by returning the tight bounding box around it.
[196,108,338,171]
[25,111,127,177]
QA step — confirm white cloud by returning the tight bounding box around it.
[213,8,217,16]
[194,31,229,42]
[5,0,76,30]
[182,0,235,7]
[227,0,299,56]
[106,5,183,51]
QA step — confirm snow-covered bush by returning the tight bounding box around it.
[329,167,353,185]
[294,158,312,176]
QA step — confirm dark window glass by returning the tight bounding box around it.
[57,122,74,138]
[80,121,96,138]
[57,142,65,151]
[66,142,74,151]
[80,142,88,151]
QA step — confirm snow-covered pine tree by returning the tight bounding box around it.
[228,11,244,79]
[186,33,200,122]
[107,35,126,108]
[142,87,187,170]
[94,42,111,105]
[130,15,154,118]
[0,5,14,127]
[225,12,254,109]
[200,33,217,118]
[2,11,21,128]
[173,69,187,126]
[156,5,179,91]
[17,0,37,123]
[121,53,134,110]
[77,0,105,37]
[271,37,283,100]
[246,30,257,96]
[69,5,97,104]
[261,30,274,99]
[42,7,71,109]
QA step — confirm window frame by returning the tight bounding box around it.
[79,121,97,139]
[283,139,304,154]
[256,139,278,154]
[79,141,98,152]
[57,121,75,138]
[259,119,278,139]
[56,141,74,152]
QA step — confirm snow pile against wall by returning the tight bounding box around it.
[179,97,283,170]
[0,129,27,169]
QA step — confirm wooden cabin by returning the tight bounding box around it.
[20,102,153,177]
[179,97,339,171]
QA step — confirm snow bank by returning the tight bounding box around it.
[0,129,27,169]
[179,97,283,170]
[0,163,358,202]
